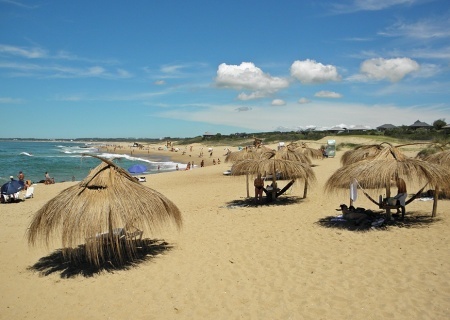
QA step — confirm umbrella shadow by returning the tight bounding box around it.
[224,196,304,208]
[316,210,440,232]
[28,239,173,278]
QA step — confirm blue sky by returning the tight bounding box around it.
[1,0,449,139]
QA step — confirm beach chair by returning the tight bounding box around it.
[86,226,143,243]
[23,186,34,199]
[1,192,20,203]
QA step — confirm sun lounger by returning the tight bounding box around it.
[86,226,143,243]
[23,186,34,199]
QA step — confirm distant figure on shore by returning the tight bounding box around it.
[213,159,216,165]
[201,160,204,167]
[176,164,179,171]
[185,162,191,170]
[45,172,54,185]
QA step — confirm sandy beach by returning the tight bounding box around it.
[1,137,449,320]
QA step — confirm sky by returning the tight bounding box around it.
[1,0,449,139]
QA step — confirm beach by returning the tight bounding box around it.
[1,137,449,319]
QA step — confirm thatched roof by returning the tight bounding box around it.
[231,158,316,182]
[27,155,182,266]
[340,144,385,166]
[224,147,261,163]
[326,144,450,193]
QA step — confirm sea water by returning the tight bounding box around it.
[0,140,181,184]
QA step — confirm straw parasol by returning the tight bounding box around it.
[325,143,450,216]
[424,149,450,216]
[225,147,264,197]
[231,156,316,200]
[27,155,182,266]
[340,144,385,166]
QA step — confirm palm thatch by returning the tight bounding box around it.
[224,147,262,163]
[231,158,316,181]
[296,142,324,160]
[424,149,450,212]
[231,157,316,200]
[340,144,384,166]
[27,155,182,267]
[325,144,450,216]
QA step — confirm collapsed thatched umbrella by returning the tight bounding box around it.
[325,143,450,217]
[27,155,182,266]
[231,157,316,200]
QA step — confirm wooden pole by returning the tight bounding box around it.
[246,173,249,198]
[432,186,439,217]
[303,179,308,198]
[386,180,391,218]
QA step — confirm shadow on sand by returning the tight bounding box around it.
[28,239,173,278]
[224,196,304,208]
[317,211,440,232]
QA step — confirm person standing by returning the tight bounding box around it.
[254,173,264,204]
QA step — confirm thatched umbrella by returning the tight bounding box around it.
[424,149,450,216]
[261,144,313,198]
[340,144,385,166]
[231,157,316,201]
[296,142,324,160]
[325,143,450,217]
[27,155,182,266]
[225,147,263,197]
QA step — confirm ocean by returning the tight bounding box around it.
[0,140,181,185]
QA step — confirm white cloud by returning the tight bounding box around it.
[0,44,47,58]
[315,91,342,98]
[330,0,422,14]
[215,62,289,97]
[154,80,166,85]
[290,59,341,84]
[359,57,420,82]
[271,99,286,106]
[237,91,268,101]
[236,106,252,112]
[298,97,311,104]
[380,17,450,39]
[157,101,447,134]
[0,97,23,104]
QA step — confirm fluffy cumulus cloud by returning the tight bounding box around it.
[298,97,311,104]
[290,59,341,84]
[271,99,286,106]
[215,62,289,100]
[360,57,420,82]
[314,91,342,98]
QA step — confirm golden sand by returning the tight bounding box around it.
[1,137,449,319]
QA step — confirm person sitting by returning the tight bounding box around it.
[338,204,369,225]
[393,177,407,219]
[45,172,54,184]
